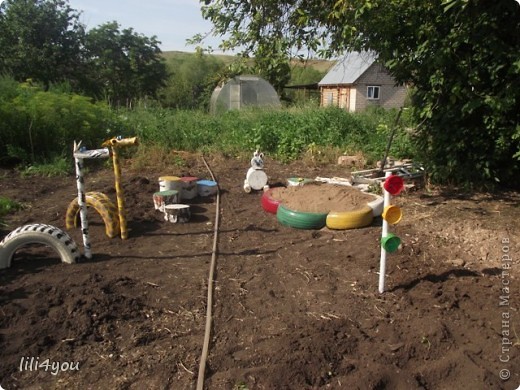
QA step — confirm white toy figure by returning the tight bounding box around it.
[244,150,268,192]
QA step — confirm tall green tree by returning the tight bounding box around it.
[200,0,520,186]
[160,52,225,109]
[192,3,295,93]
[0,0,168,107]
[0,0,85,89]
[84,21,168,107]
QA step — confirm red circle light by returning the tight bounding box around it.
[384,175,404,195]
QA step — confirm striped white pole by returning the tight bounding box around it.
[73,141,110,259]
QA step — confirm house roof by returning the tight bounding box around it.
[318,51,377,86]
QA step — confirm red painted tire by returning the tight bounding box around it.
[261,189,281,214]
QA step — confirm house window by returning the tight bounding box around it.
[326,92,334,106]
[367,86,380,100]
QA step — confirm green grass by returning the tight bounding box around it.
[20,156,71,177]
[0,196,24,226]
[123,105,415,165]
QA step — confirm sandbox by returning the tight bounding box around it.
[262,182,383,230]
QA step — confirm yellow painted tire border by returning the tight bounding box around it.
[65,191,120,239]
[326,191,383,230]
[326,205,374,230]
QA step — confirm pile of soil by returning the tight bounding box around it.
[270,183,377,213]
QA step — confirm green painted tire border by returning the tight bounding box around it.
[276,204,328,230]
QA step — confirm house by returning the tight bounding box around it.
[318,52,408,112]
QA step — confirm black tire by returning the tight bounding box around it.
[0,224,80,269]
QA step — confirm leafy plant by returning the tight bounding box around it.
[0,196,24,226]
[0,78,125,164]
[123,105,414,164]
[84,21,168,107]
[20,156,70,177]
[0,0,85,89]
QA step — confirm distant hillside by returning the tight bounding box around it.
[161,51,334,73]
[161,50,236,64]
[290,57,334,73]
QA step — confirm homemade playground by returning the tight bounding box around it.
[0,150,519,389]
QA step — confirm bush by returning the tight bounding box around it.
[0,78,126,164]
[122,105,414,163]
[0,76,414,170]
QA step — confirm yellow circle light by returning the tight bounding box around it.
[382,205,402,224]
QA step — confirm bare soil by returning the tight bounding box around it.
[0,154,519,390]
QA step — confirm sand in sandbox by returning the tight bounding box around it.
[270,183,377,213]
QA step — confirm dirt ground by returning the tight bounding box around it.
[0,154,519,390]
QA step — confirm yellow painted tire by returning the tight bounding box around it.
[326,205,374,230]
[65,191,120,238]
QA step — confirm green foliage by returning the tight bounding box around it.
[123,106,413,163]
[401,2,520,186]
[193,2,298,94]
[0,196,23,215]
[124,107,217,151]
[253,41,292,93]
[284,64,324,105]
[289,64,325,86]
[0,0,85,88]
[199,0,520,187]
[159,50,321,109]
[160,52,226,110]
[0,78,125,164]
[84,21,168,107]
[0,196,23,226]
[21,156,70,177]
[0,0,168,107]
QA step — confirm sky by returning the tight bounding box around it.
[66,0,225,53]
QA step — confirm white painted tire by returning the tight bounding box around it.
[0,224,80,269]
[367,195,384,217]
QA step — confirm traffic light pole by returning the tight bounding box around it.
[379,172,391,293]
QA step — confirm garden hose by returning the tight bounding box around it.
[196,155,220,390]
